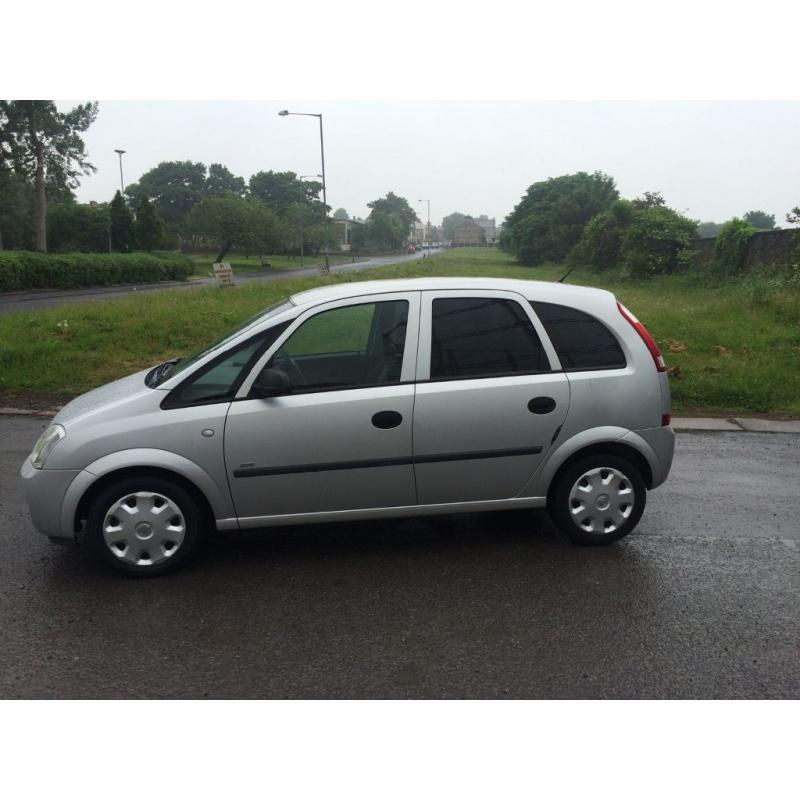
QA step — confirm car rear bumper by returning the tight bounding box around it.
[20,457,82,542]
[623,425,675,488]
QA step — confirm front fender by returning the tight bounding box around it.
[518,426,659,498]
[60,448,236,539]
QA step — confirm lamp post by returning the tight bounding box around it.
[418,199,431,258]
[279,110,330,274]
[114,149,126,196]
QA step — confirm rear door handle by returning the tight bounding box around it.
[528,397,556,414]
[372,410,403,429]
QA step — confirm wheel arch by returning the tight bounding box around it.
[521,426,657,502]
[63,448,235,538]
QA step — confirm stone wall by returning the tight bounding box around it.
[690,228,798,271]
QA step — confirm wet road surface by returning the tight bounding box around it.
[1,418,798,698]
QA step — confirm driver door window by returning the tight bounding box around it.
[269,300,409,392]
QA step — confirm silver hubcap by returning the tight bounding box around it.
[102,491,186,567]
[568,467,634,535]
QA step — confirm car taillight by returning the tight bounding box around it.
[661,414,671,426]
[617,302,666,373]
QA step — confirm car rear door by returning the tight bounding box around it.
[412,289,569,505]
[224,292,420,524]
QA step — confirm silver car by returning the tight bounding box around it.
[21,277,674,575]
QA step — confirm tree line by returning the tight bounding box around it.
[0,100,431,259]
[501,171,797,277]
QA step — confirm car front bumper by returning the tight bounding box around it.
[20,457,82,543]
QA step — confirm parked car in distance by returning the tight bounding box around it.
[21,277,674,576]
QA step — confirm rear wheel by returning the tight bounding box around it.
[86,476,204,576]
[548,454,645,545]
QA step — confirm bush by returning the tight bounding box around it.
[714,218,757,275]
[0,251,193,292]
[569,200,632,270]
[621,206,698,277]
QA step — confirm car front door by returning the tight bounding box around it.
[412,289,569,505]
[224,292,420,524]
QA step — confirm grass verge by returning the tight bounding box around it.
[1,248,798,415]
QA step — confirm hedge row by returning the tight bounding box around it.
[0,251,194,292]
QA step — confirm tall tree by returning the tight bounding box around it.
[125,160,207,230]
[206,163,246,197]
[742,210,776,230]
[248,170,322,215]
[502,171,619,265]
[109,191,135,252]
[0,100,98,251]
[135,196,166,251]
[355,192,417,251]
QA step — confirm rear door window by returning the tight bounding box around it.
[430,297,550,379]
[531,301,626,370]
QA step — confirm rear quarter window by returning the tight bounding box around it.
[531,301,626,371]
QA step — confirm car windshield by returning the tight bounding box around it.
[146,298,295,388]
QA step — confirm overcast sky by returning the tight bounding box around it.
[62,101,800,227]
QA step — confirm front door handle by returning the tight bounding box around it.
[528,396,556,414]
[372,410,403,429]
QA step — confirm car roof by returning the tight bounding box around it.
[290,276,614,308]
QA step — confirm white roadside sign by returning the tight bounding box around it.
[213,262,234,287]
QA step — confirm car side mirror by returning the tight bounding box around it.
[251,367,292,398]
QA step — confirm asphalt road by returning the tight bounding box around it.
[1,417,798,698]
[0,249,440,315]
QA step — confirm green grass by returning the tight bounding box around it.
[1,248,798,416]
[187,252,358,276]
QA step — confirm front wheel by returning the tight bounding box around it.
[86,476,204,576]
[548,454,646,545]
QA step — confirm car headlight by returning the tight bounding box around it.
[30,424,66,469]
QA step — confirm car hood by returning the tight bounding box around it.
[53,368,157,428]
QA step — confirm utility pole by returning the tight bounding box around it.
[114,149,126,195]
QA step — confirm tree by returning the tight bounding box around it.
[441,212,469,240]
[787,206,800,226]
[569,199,633,271]
[355,192,417,251]
[135,195,166,251]
[206,163,246,198]
[248,170,322,215]
[502,171,619,265]
[715,218,757,274]
[109,191,135,252]
[632,191,666,209]
[333,207,349,219]
[621,206,698,277]
[184,195,282,262]
[0,100,98,251]
[125,160,208,231]
[0,169,35,250]
[47,200,111,253]
[284,202,326,255]
[742,210,776,230]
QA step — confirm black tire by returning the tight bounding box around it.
[86,475,205,576]
[548,454,646,546]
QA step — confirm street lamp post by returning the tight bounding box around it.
[114,149,126,196]
[418,199,431,258]
[279,110,330,275]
